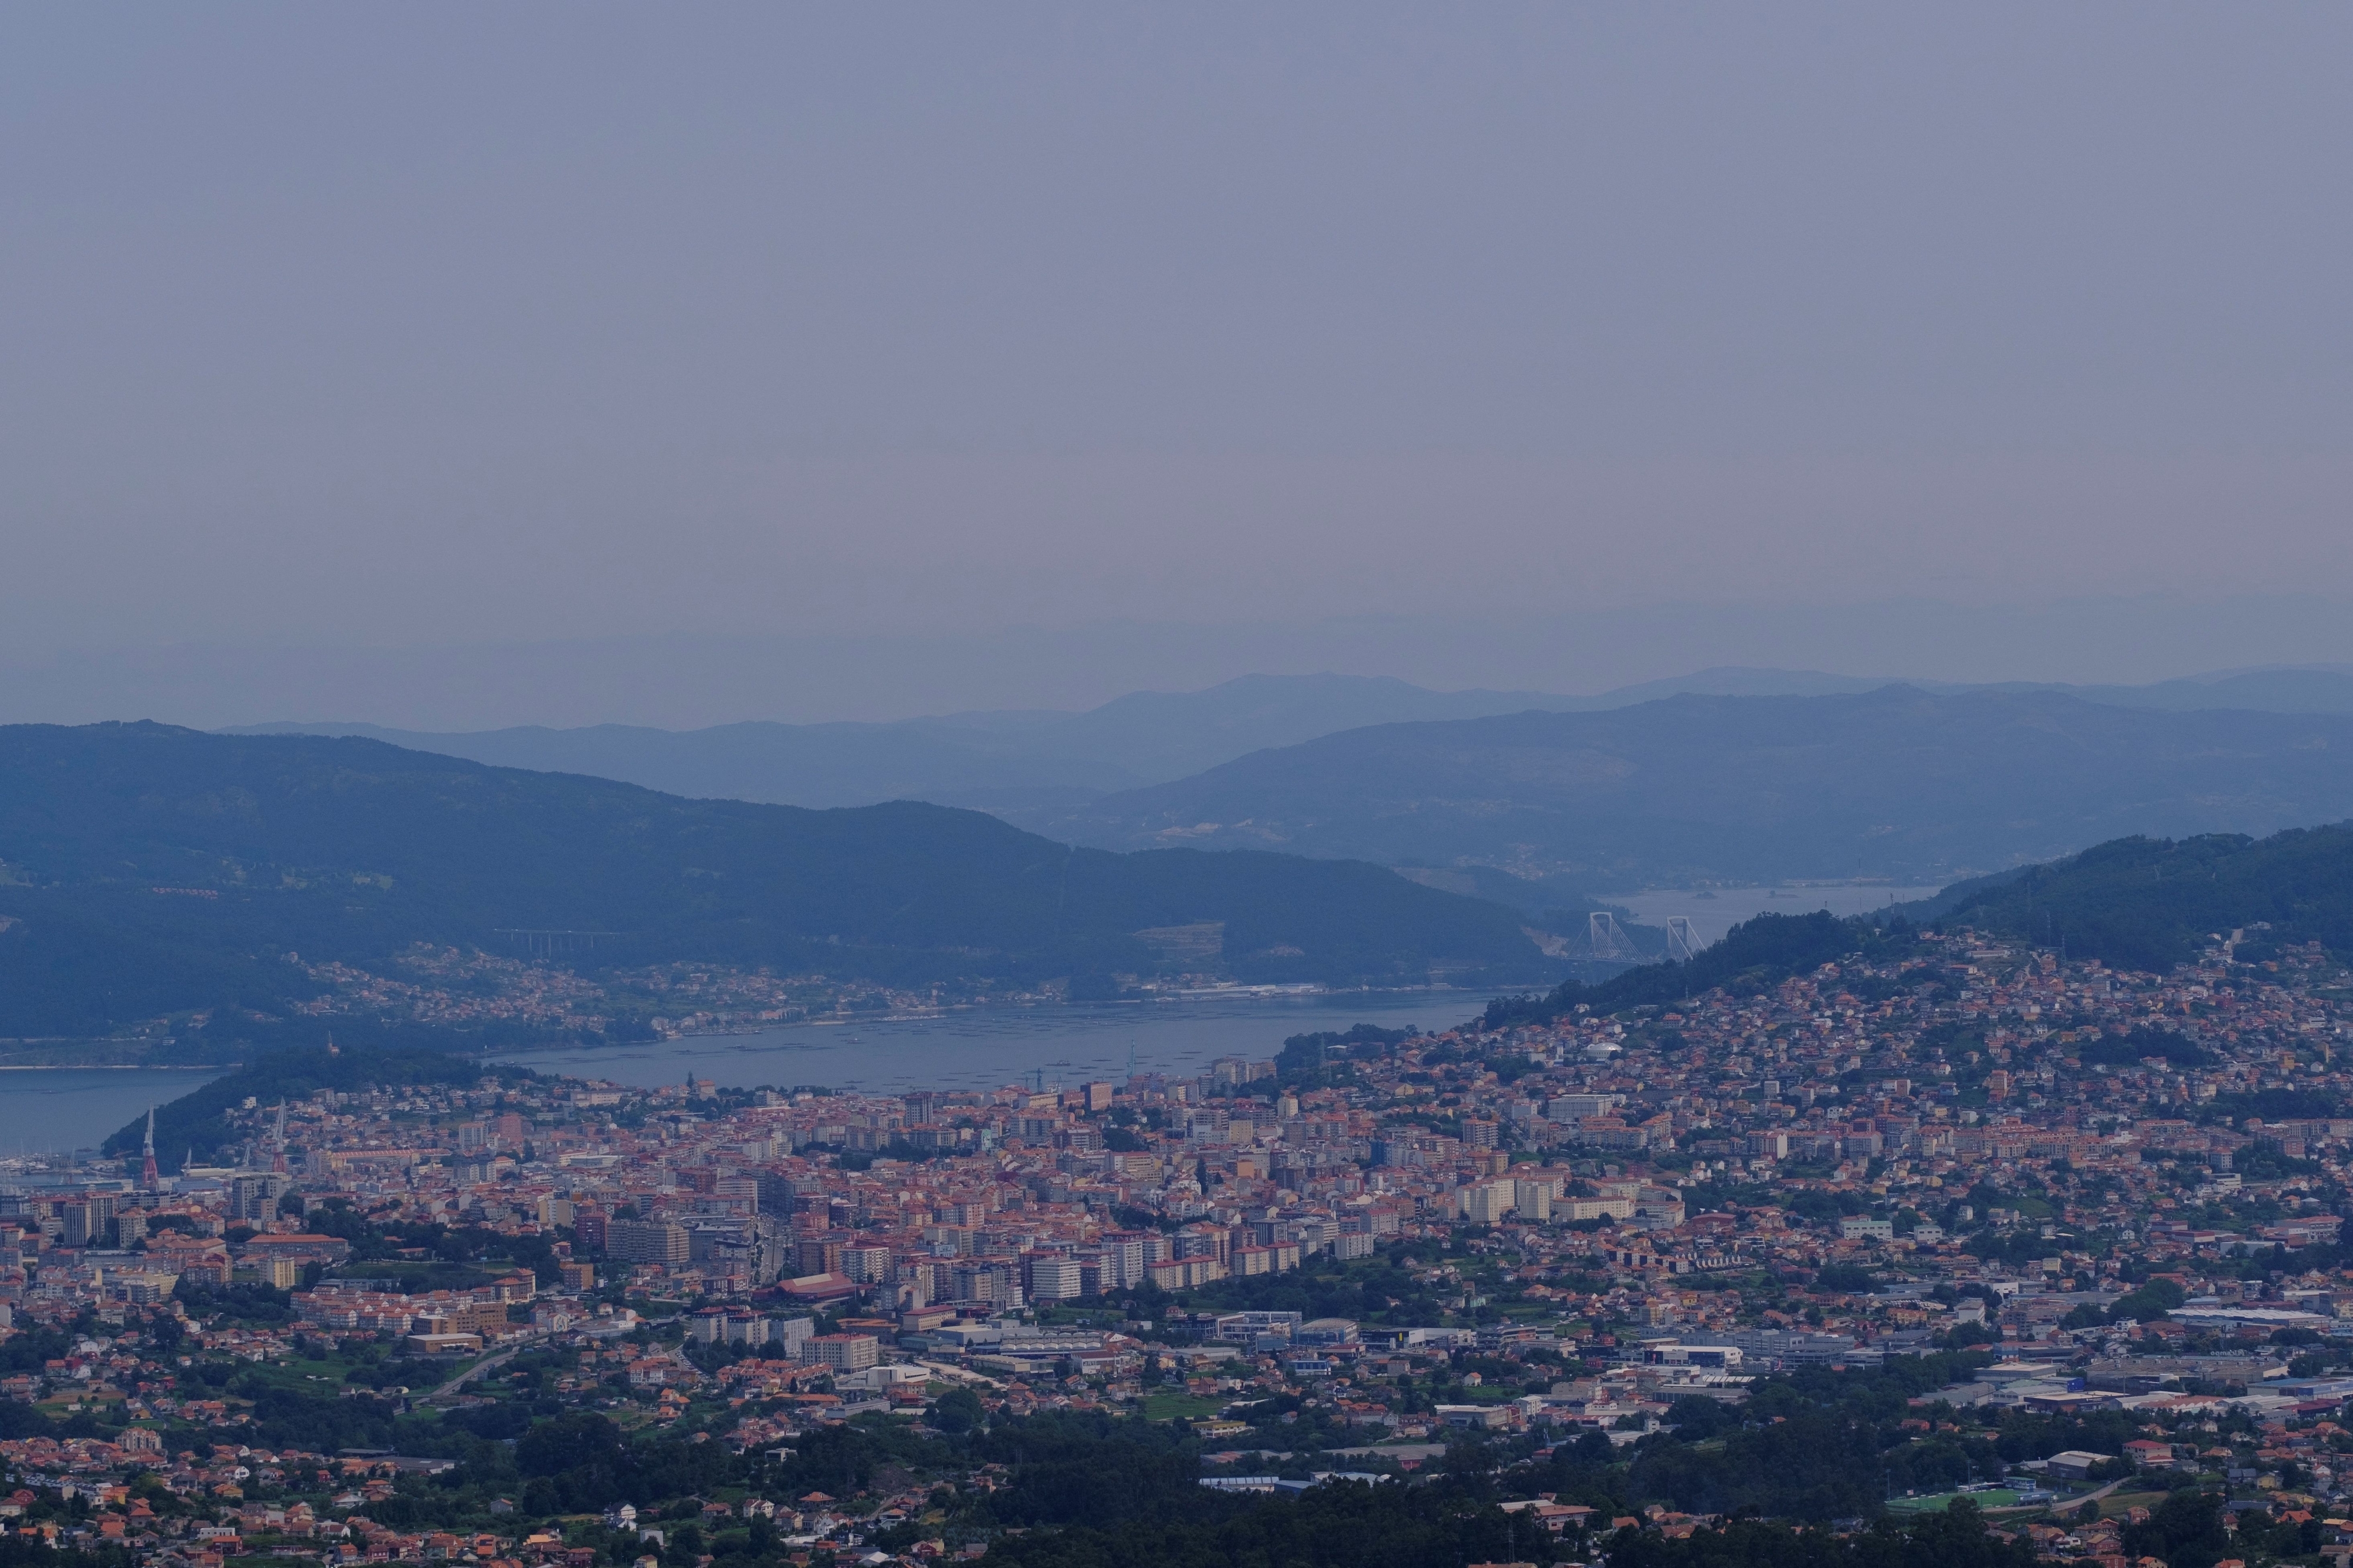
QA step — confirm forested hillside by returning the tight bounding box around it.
[0,723,1549,1039]
[1484,826,2353,1029]
[1928,826,2353,971]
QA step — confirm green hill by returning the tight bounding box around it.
[1485,825,2353,1026]
[0,722,1552,1041]
[1927,825,2353,971]
[100,1046,509,1170]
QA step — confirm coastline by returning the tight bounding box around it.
[491,979,1482,1055]
[0,1062,236,1070]
[0,980,1489,1071]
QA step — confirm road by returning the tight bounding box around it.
[2077,1475,2133,1512]
[421,1346,520,1403]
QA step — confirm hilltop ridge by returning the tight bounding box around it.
[0,722,1553,1042]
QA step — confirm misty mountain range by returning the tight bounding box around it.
[235,663,2353,887]
[233,673,1578,810]
[1028,686,2353,885]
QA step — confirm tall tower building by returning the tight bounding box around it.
[141,1106,160,1192]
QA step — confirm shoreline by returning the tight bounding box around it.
[563,981,1480,1050]
[0,1062,238,1072]
[0,981,1492,1070]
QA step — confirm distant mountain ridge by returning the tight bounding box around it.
[1014,686,2353,886]
[1970,665,2353,716]
[0,722,1557,1040]
[228,673,1578,812]
[232,664,2353,820]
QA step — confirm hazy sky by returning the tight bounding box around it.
[5,6,2351,722]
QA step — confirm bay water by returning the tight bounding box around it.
[485,987,1471,1097]
[0,1068,230,1162]
[0,883,1949,1153]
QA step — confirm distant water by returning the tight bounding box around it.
[0,993,1465,1159]
[486,989,1469,1096]
[0,890,1944,1151]
[1605,881,1947,949]
[0,1068,229,1162]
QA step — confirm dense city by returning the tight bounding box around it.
[7,923,2353,1568]
[288,946,1092,1045]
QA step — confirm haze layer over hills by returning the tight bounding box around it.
[230,673,1579,811]
[235,665,2353,810]
[235,667,2353,889]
